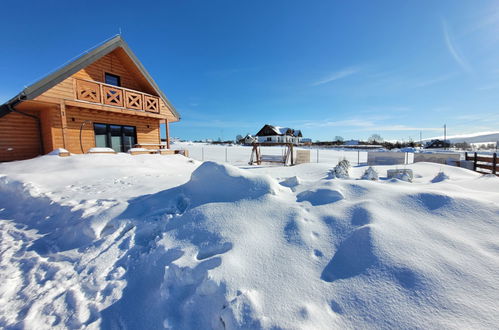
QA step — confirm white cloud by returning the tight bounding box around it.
[413,73,456,88]
[301,118,375,128]
[312,67,361,86]
[355,125,442,132]
[442,20,473,73]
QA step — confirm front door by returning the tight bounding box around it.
[94,123,136,152]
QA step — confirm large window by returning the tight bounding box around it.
[94,123,136,152]
[104,73,121,86]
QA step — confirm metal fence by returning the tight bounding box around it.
[172,145,468,168]
[174,145,371,166]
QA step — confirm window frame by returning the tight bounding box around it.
[93,123,137,152]
[104,72,121,87]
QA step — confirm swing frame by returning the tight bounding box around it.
[249,142,295,166]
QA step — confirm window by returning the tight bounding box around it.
[105,73,121,86]
[93,123,136,152]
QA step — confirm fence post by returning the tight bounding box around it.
[317,149,319,163]
[493,153,497,175]
[357,150,360,165]
[473,152,477,171]
[225,147,228,162]
[202,147,204,161]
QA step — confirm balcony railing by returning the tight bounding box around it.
[74,78,160,113]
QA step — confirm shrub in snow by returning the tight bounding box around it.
[330,159,350,179]
[431,171,449,183]
[361,167,379,181]
[397,172,412,182]
[387,169,413,182]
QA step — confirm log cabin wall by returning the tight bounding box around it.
[40,108,56,152]
[0,110,41,162]
[74,50,145,93]
[51,106,160,154]
[34,48,179,122]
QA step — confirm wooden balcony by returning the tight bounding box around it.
[74,78,160,113]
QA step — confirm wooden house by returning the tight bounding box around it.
[424,139,450,149]
[0,36,180,162]
[255,124,302,144]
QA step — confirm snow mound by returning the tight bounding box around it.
[279,176,301,188]
[297,188,344,205]
[87,147,116,153]
[127,147,149,152]
[47,148,69,155]
[1,156,499,329]
[184,161,281,204]
[122,161,282,218]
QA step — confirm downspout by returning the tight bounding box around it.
[3,96,45,155]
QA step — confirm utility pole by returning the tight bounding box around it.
[444,124,447,150]
[420,130,422,148]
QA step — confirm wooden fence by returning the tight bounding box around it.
[465,152,498,175]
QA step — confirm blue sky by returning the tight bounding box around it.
[1,0,499,142]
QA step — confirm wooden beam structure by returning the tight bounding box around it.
[59,100,68,149]
[165,119,170,149]
[249,142,294,166]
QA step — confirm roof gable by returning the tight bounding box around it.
[4,35,180,120]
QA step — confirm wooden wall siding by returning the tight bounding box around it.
[51,106,160,154]
[73,50,150,93]
[40,108,55,152]
[31,47,179,123]
[40,77,74,100]
[0,111,41,162]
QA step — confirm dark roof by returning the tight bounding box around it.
[256,124,302,137]
[2,35,180,120]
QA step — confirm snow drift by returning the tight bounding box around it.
[1,154,499,329]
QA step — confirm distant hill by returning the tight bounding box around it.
[423,131,499,144]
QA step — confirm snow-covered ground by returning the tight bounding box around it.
[1,153,499,329]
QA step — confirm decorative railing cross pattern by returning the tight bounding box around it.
[103,86,124,107]
[74,78,161,113]
[125,91,143,110]
[76,80,100,103]
[144,96,159,113]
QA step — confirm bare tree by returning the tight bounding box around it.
[368,134,383,144]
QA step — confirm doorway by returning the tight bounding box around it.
[94,123,136,152]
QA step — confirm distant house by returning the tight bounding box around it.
[255,124,302,144]
[0,35,180,162]
[243,134,257,145]
[425,139,450,149]
[343,139,360,146]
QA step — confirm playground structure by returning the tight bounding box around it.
[249,143,294,166]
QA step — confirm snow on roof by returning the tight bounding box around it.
[271,126,290,135]
[257,124,302,137]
